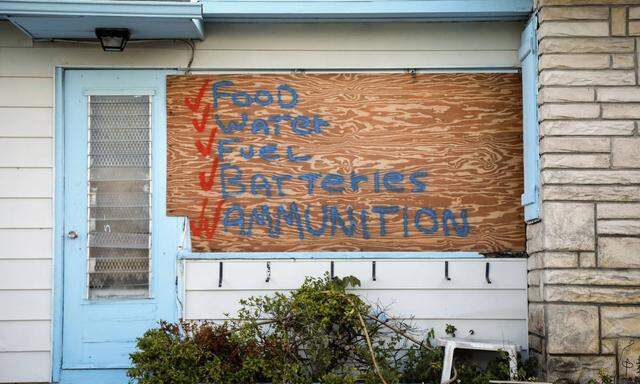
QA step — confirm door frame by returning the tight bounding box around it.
[52,67,183,383]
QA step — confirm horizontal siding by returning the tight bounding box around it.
[0,21,522,77]
[0,229,52,259]
[0,138,53,167]
[0,352,50,383]
[0,199,52,228]
[0,107,52,137]
[184,259,528,347]
[0,77,52,107]
[186,259,527,290]
[0,290,51,321]
[0,259,51,290]
[199,22,522,51]
[0,320,50,352]
[0,168,52,198]
[186,289,527,319]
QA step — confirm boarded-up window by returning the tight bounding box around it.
[167,74,524,253]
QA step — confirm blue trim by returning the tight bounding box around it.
[519,16,540,223]
[0,0,202,18]
[1,0,204,40]
[180,252,484,260]
[202,0,533,21]
[52,66,65,384]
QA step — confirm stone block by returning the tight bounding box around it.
[546,286,640,304]
[611,7,628,36]
[542,202,595,251]
[539,6,609,21]
[539,103,600,119]
[612,137,640,167]
[579,251,597,267]
[541,153,610,169]
[547,355,616,384]
[612,54,635,69]
[632,7,640,19]
[540,120,635,136]
[598,87,640,102]
[539,87,595,102]
[618,338,640,380]
[603,103,640,119]
[528,269,541,286]
[543,252,579,268]
[598,220,640,235]
[539,37,635,54]
[541,70,636,86]
[631,21,640,35]
[547,304,599,354]
[602,306,640,338]
[529,286,543,302]
[543,185,640,201]
[540,137,609,153]
[544,269,640,286]
[529,303,545,336]
[599,237,640,268]
[601,338,617,354]
[598,203,640,219]
[539,21,609,37]
[527,222,544,254]
[542,170,640,185]
[528,334,544,354]
[539,53,609,70]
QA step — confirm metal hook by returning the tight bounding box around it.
[265,261,271,283]
[330,261,335,279]
[445,261,451,281]
[485,262,492,284]
[218,261,223,288]
[372,261,376,281]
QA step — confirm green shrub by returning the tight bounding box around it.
[128,274,537,384]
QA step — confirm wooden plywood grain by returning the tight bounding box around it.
[167,73,524,252]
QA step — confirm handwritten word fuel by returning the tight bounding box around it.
[211,80,470,239]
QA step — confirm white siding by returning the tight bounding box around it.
[184,259,529,347]
[0,19,523,382]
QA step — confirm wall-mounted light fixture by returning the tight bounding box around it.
[95,28,130,52]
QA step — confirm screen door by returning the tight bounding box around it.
[61,70,181,382]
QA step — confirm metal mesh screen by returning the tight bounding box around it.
[87,95,152,299]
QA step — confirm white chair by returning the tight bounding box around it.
[436,337,521,384]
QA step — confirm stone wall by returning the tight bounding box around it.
[529,0,640,382]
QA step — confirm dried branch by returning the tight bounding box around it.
[346,296,389,384]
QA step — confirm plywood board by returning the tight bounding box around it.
[167,73,524,252]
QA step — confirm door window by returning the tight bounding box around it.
[87,95,152,299]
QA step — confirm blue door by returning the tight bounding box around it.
[61,70,181,383]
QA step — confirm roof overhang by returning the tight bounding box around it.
[0,0,204,40]
[202,0,533,22]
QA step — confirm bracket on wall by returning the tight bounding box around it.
[372,261,376,281]
[485,262,492,284]
[445,261,451,281]
[265,261,271,283]
[218,261,223,288]
[330,261,335,279]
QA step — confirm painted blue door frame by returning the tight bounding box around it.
[54,69,181,384]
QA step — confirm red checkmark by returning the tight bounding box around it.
[199,156,220,191]
[192,103,211,133]
[184,79,211,113]
[195,126,219,157]
[190,197,226,239]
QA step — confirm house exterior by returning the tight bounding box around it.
[0,0,638,383]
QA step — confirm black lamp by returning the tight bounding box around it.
[95,28,130,52]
